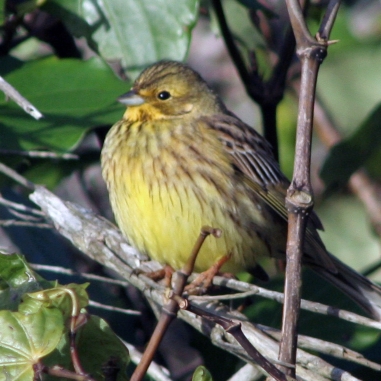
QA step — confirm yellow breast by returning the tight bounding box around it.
[101,118,271,273]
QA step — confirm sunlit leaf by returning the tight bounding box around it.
[21,283,89,321]
[43,0,200,78]
[0,306,64,381]
[0,56,129,152]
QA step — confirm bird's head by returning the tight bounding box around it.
[119,61,224,122]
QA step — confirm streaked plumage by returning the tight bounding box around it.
[102,61,381,320]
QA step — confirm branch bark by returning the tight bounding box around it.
[281,0,341,376]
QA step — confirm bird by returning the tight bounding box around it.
[101,60,381,320]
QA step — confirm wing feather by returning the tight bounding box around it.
[201,113,336,272]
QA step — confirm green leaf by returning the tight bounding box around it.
[0,253,49,310]
[0,56,129,152]
[192,366,214,381]
[21,283,89,321]
[320,103,381,192]
[77,316,129,381]
[0,305,64,381]
[317,195,380,275]
[43,0,200,78]
[44,315,129,381]
[318,43,381,133]
[209,1,267,75]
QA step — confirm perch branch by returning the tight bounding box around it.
[26,185,377,380]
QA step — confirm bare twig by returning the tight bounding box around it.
[41,364,97,381]
[0,76,43,119]
[0,194,45,216]
[190,280,381,330]
[183,300,290,381]
[33,262,381,331]
[130,227,219,381]
[0,149,78,160]
[30,263,131,287]
[0,219,51,228]
[281,0,341,375]
[88,300,140,316]
[318,0,341,40]
[260,324,381,371]
[0,162,36,190]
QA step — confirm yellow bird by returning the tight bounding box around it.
[101,61,381,320]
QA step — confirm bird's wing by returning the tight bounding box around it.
[204,113,336,272]
[204,113,290,214]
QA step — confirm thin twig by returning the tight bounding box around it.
[260,324,381,371]
[0,162,36,190]
[42,365,97,381]
[0,194,45,216]
[32,263,381,331]
[130,227,218,381]
[184,301,290,381]
[88,300,140,315]
[30,263,131,287]
[318,0,341,41]
[0,149,78,160]
[207,275,381,330]
[0,76,43,119]
[32,260,381,333]
[6,208,44,221]
[0,219,51,228]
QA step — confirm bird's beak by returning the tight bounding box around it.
[117,89,145,106]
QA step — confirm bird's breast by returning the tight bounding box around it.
[101,119,272,272]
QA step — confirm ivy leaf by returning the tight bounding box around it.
[0,306,64,381]
[0,253,50,310]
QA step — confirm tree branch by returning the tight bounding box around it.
[281,0,341,376]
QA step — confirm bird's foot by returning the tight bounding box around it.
[137,265,174,288]
[185,255,231,294]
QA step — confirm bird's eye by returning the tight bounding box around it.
[157,91,171,100]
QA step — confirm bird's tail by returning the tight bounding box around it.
[310,253,381,321]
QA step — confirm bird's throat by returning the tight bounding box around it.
[124,104,168,122]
